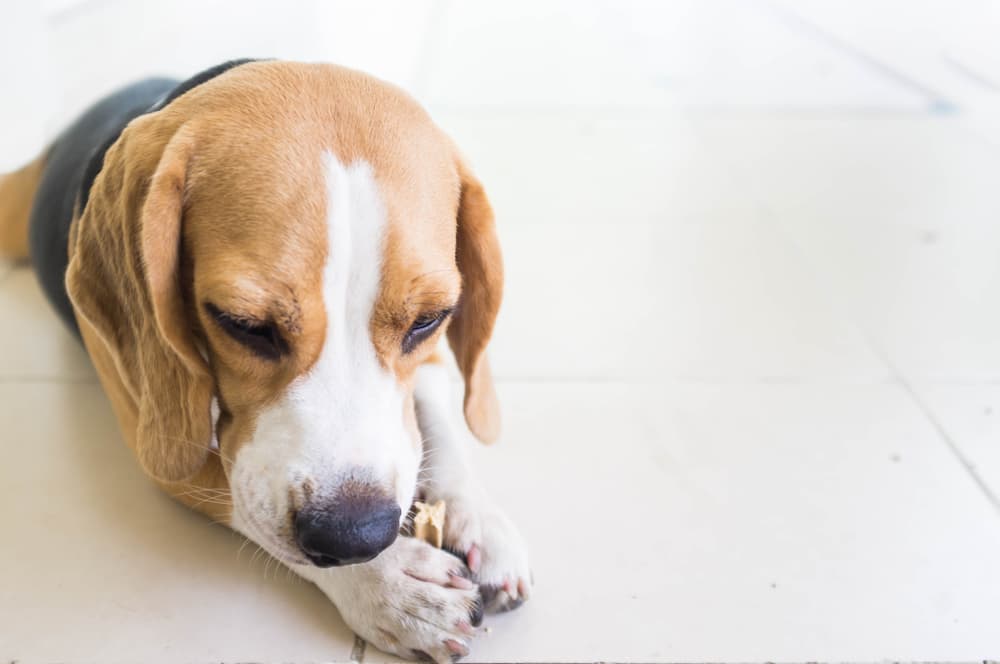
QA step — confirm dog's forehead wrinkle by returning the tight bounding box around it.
[206,275,302,326]
[410,268,453,283]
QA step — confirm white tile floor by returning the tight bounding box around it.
[2,1,1000,662]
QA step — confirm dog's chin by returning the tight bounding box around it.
[303,548,384,568]
[265,541,313,567]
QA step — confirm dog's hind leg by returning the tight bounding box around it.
[0,152,47,261]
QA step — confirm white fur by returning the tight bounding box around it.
[230,154,418,563]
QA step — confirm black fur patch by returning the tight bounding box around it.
[78,58,258,212]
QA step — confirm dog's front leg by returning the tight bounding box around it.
[275,533,482,663]
[414,361,533,613]
[164,461,481,662]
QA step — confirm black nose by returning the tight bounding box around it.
[295,497,401,567]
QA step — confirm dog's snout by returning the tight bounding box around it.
[295,493,401,567]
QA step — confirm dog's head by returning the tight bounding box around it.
[66,62,502,566]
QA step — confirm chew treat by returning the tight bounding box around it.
[413,500,446,548]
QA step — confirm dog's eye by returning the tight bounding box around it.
[402,309,452,354]
[204,303,288,360]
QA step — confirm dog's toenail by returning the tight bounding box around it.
[466,544,481,574]
[448,573,476,590]
[444,638,468,657]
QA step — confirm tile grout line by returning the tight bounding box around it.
[889,360,1000,516]
[697,133,1000,518]
[684,92,1000,517]
[350,634,366,663]
[684,112,903,393]
[773,213,1000,516]
[783,212,1000,515]
[764,0,956,112]
[850,319,1000,516]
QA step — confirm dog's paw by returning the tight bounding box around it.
[441,494,533,614]
[315,536,482,663]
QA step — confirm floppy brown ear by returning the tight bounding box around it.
[66,121,214,482]
[447,158,504,443]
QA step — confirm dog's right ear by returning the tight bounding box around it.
[447,156,504,444]
[66,119,215,483]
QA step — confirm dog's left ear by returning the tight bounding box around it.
[447,156,504,443]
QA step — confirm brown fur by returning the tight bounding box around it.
[448,157,504,443]
[0,153,46,260]
[61,61,504,524]
[67,119,215,484]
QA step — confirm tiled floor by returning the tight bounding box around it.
[2,1,1000,662]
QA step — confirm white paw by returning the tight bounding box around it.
[439,493,533,613]
[311,536,483,663]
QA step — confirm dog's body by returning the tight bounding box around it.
[0,60,530,663]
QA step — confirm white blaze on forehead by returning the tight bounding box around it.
[292,152,408,469]
[231,153,418,547]
[323,153,384,368]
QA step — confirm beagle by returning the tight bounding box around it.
[0,60,532,662]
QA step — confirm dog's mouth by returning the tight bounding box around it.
[231,468,417,569]
[234,496,406,569]
[300,547,382,568]
[232,498,312,567]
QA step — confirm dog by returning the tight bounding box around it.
[0,60,532,663]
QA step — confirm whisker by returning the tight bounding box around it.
[172,488,232,497]
[237,537,252,563]
[171,489,232,504]
[178,496,231,505]
[250,543,267,567]
[157,433,238,466]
